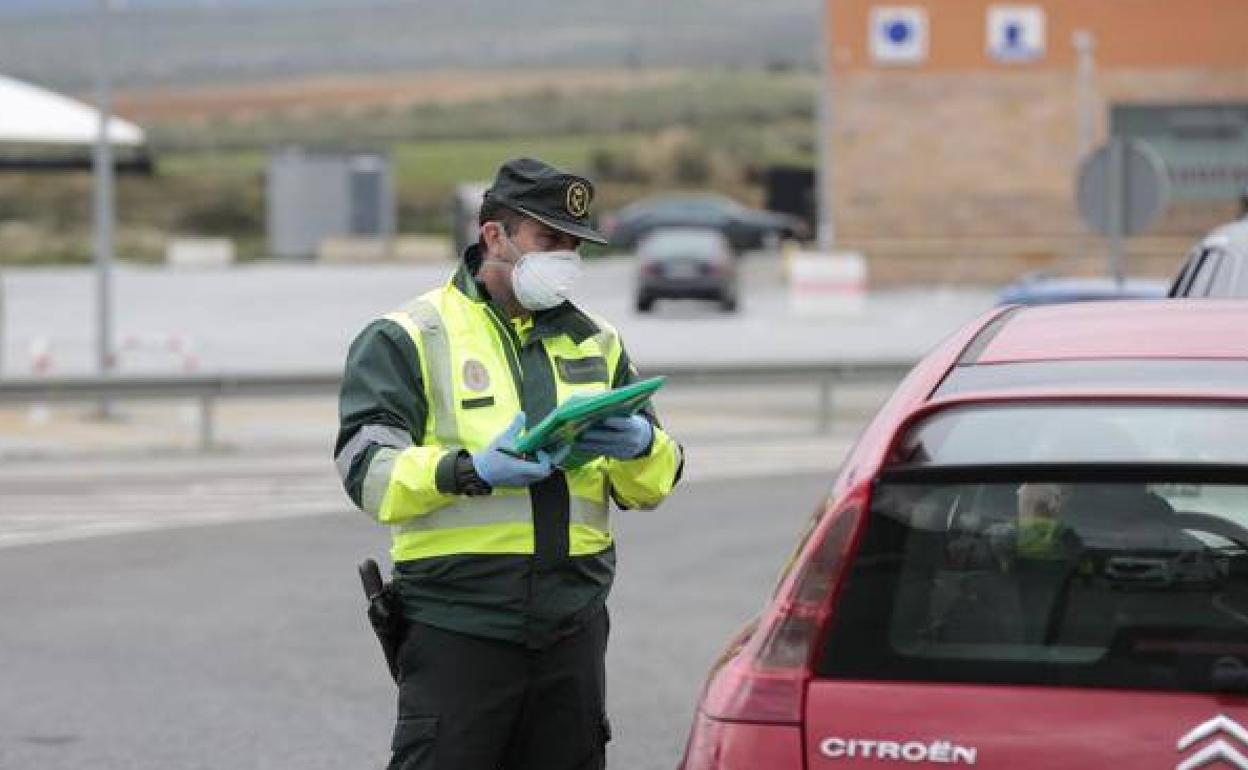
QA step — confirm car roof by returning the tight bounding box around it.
[641,193,736,206]
[966,300,1248,364]
[1169,218,1248,297]
[1200,217,1248,254]
[617,193,740,217]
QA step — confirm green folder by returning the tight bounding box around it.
[512,376,666,468]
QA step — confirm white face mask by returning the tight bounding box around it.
[512,250,582,310]
[493,227,582,311]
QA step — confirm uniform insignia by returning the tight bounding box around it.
[555,355,609,384]
[565,181,590,218]
[462,358,491,392]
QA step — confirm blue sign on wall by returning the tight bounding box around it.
[987,5,1046,62]
[870,6,928,65]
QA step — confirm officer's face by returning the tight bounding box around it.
[1017,482,1063,521]
[480,217,580,311]
[490,218,580,260]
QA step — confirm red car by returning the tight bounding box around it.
[680,300,1248,770]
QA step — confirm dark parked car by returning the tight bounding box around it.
[604,194,807,253]
[635,227,738,313]
[1169,218,1248,297]
[680,300,1248,770]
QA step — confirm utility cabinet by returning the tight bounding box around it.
[267,147,394,259]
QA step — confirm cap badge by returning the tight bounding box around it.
[565,181,590,218]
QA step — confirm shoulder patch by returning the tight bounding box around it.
[462,358,491,392]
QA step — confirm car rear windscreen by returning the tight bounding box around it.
[639,230,725,258]
[817,476,1248,693]
[936,361,1248,397]
[900,403,1248,466]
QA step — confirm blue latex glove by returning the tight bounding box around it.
[471,413,558,488]
[573,415,654,460]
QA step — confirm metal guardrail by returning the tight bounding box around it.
[0,361,916,450]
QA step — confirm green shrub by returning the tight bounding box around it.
[172,189,263,236]
[672,142,712,185]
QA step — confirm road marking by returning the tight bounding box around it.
[0,438,849,549]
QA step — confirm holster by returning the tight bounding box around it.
[358,558,406,684]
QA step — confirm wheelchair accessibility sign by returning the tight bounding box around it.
[987,5,1046,62]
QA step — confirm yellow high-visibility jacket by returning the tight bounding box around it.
[335,253,682,647]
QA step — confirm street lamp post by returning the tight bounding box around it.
[0,271,6,378]
[816,0,837,250]
[93,0,118,415]
[1073,29,1097,162]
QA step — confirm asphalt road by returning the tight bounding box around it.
[0,471,830,770]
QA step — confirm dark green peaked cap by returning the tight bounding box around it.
[483,157,607,245]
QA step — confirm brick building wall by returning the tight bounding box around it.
[825,0,1248,285]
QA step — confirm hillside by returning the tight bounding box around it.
[0,0,818,90]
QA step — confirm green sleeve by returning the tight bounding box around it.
[334,319,432,508]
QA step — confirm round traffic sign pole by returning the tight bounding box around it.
[1076,138,1170,285]
[1108,139,1125,285]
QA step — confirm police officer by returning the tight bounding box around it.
[334,157,683,770]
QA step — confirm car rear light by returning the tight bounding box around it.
[700,492,866,725]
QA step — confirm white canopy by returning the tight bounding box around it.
[0,75,144,147]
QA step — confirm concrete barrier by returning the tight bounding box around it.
[788,251,868,316]
[166,238,235,269]
[318,236,452,264]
